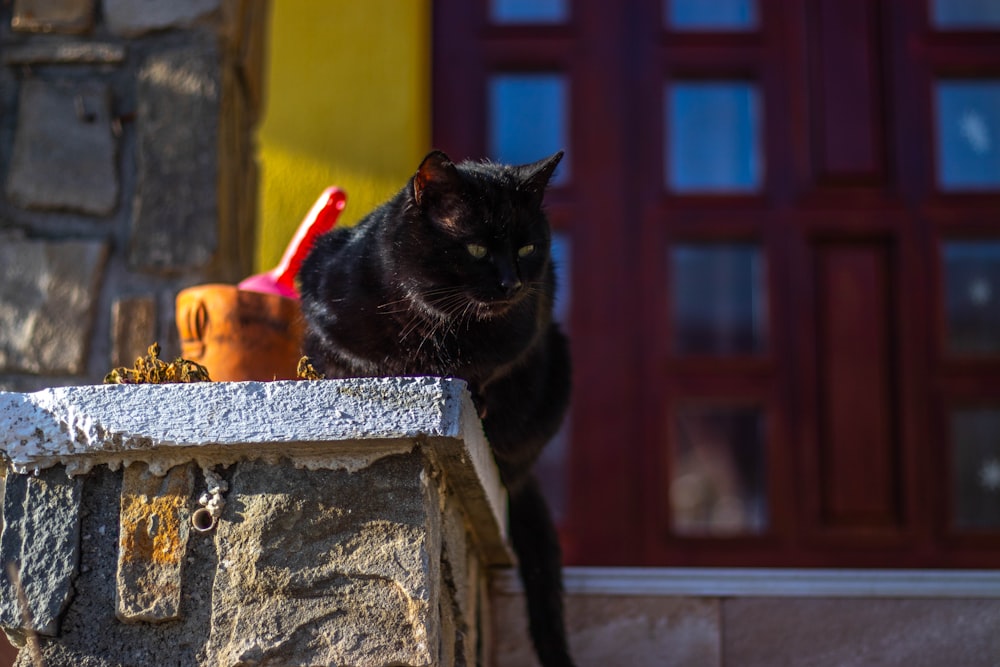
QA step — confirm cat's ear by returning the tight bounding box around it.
[518,151,564,204]
[413,151,461,208]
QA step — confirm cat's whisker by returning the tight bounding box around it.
[386,286,474,331]
[400,291,468,341]
[398,312,428,341]
[376,298,413,311]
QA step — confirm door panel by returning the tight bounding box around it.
[815,242,901,530]
[810,0,884,180]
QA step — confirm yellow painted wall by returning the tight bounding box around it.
[256,0,431,272]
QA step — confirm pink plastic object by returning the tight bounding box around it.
[238,187,347,300]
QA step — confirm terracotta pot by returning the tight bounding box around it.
[175,284,304,382]
[174,188,346,382]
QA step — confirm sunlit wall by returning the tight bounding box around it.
[256,0,431,272]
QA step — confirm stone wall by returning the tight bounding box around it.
[0,0,268,392]
[0,377,509,666]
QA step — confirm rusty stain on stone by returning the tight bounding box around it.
[119,484,187,565]
[116,462,194,622]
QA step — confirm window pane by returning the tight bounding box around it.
[935,80,1000,191]
[490,74,569,184]
[666,82,762,192]
[537,423,571,523]
[666,0,757,30]
[671,244,767,355]
[551,233,572,324]
[931,0,1000,29]
[491,0,568,24]
[535,233,571,522]
[670,406,768,535]
[943,241,1000,354]
[951,409,1000,530]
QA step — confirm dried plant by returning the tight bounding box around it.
[104,343,211,385]
[296,356,324,381]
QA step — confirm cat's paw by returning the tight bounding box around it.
[469,388,489,420]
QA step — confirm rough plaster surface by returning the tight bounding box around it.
[0,377,471,466]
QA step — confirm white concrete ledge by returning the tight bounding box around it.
[494,567,1000,598]
[0,376,509,563]
[0,376,473,468]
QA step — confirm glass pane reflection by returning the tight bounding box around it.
[490,74,569,185]
[951,409,1000,530]
[935,80,1000,191]
[491,0,568,24]
[535,233,571,522]
[932,0,1000,29]
[943,241,1000,354]
[666,0,757,30]
[551,233,572,325]
[536,423,570,523]
[666,82,763,192]
[671,406,768,535]
[671,244,767,355]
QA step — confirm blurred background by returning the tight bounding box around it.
[1,0,1000,574]
[267,0,1000,570]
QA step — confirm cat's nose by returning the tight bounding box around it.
[499,277,522,297]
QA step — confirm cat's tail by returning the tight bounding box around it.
[508,473,576,667]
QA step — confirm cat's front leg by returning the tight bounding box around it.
[467,380,489,420]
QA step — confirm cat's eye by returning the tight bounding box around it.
[518,244,536,258]
[467,243,488,259]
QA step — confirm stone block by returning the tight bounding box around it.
[12,0,95,33]
[13,466,220,666]
[0,467,83,637]
[440,486,477,664]
[722,597,1000,667]
[130,43,220,273]
[2,41,125,65]
[0,237,108,375]
[116,462,194,623]
[110,296,157,368]
[205,454,441,667]
[104,0,220,37]
[493,592,721,667]
[6,80,118,215]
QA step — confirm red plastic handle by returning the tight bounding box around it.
[238,187,347,299]
[272,187,347,293]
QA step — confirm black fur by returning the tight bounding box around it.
[299,150,575,667]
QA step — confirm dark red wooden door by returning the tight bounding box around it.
[433,0,1000,567]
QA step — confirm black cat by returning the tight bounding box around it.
[298,150,575,667]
